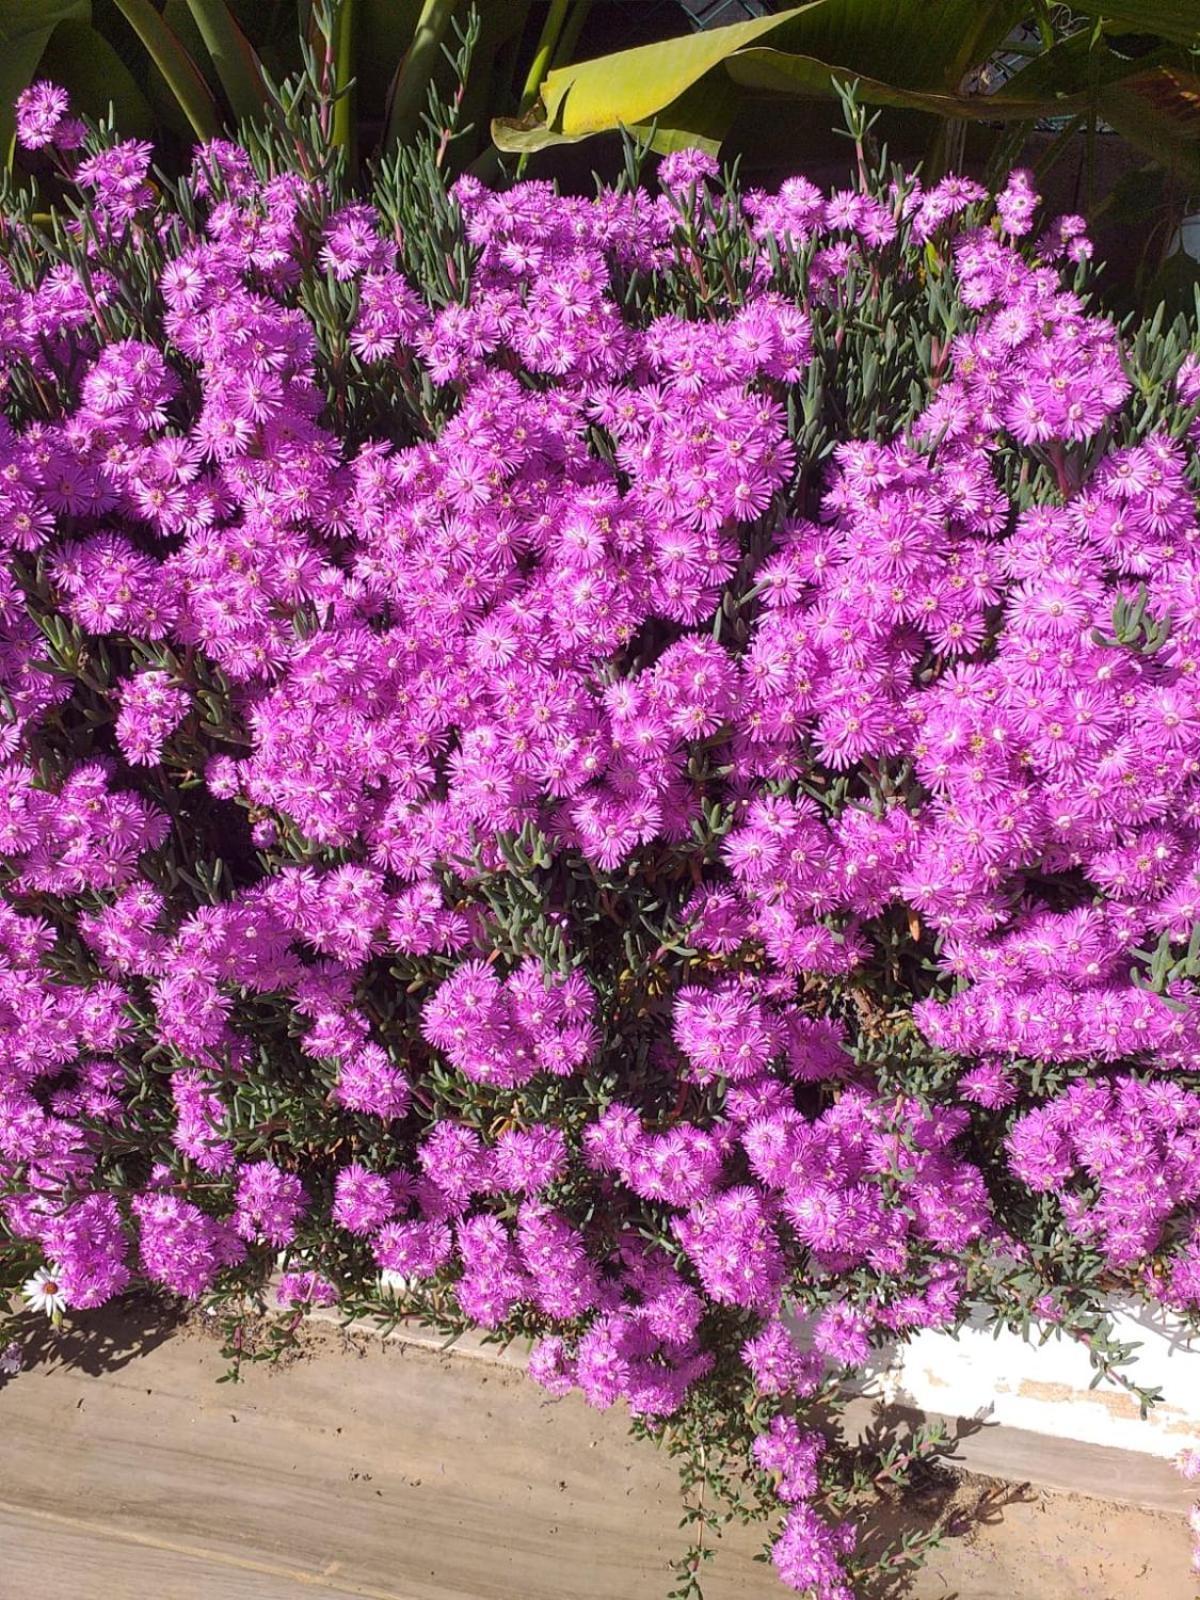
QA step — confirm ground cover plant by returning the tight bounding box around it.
[2,25,1200,1599]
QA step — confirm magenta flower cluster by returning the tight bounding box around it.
[3,93,1200,1596]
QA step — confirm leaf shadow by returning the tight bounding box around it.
[3,1290,184,1380]
[837,1401,1038,1600]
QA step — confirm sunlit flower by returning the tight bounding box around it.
[23,1267,68,1319]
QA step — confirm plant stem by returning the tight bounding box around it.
[552,0,592,69]
[112,0,222,141]
[331,0,357,171]
[386,0,461,150]
[519,0,572,115]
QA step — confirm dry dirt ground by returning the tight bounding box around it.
[0,1301,1193,1600]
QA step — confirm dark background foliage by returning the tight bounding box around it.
[3,2,1199,313]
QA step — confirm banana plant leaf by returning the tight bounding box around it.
[506,2,817,145]
[731,0,1028,93]
[1097,63,1200,186]
[1065,1,1200,46]
[493,0,1028,151]
[967,31,1200,186]
[499,70,742,156]
[725,48,1085,120]
[493,0,1200,182]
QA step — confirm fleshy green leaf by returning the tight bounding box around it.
[331,0,355,155]
[459,0,532,174]
[354,0,423,112]
[384,0,461,149]
[1067,0,1200,46]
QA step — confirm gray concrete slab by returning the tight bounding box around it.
[0,1306,1193,1599]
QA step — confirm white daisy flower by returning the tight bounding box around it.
[22,1266,68,1319]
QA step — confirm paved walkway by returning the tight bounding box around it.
[0,1306,1193,1599]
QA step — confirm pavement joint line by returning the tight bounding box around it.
[304,1304,528,1367]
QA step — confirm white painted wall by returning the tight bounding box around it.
[874,1302,1200,1460]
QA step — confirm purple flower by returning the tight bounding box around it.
[742,1319,823,1397]
[770,1504,856,1597]
[116,671,189,765]
[372,1219,453,1281]
[15,82,73,151]
[333,1044,411,1120]
[131,1192,245,1297]
[276,1270,338,1308]
[658,149,720,192]
[332,1163,397,1234]
[233,1160,307,1247]
[1,100,1199,1591]
[753,1414,826,1502]
[811,1302,872,1369]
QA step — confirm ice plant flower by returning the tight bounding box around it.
[2,78,1200,1599]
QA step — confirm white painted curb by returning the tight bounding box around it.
[320,1296,1200,1461]
[305,1299,1199,1513]
[879,1301,1200,1462]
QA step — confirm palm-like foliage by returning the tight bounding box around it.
[493,0,1200,196]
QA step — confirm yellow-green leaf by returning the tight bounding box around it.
[626,74,742,156]
[537,2,824,136]
[499,0,1029,154]
[495,68,740,157]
